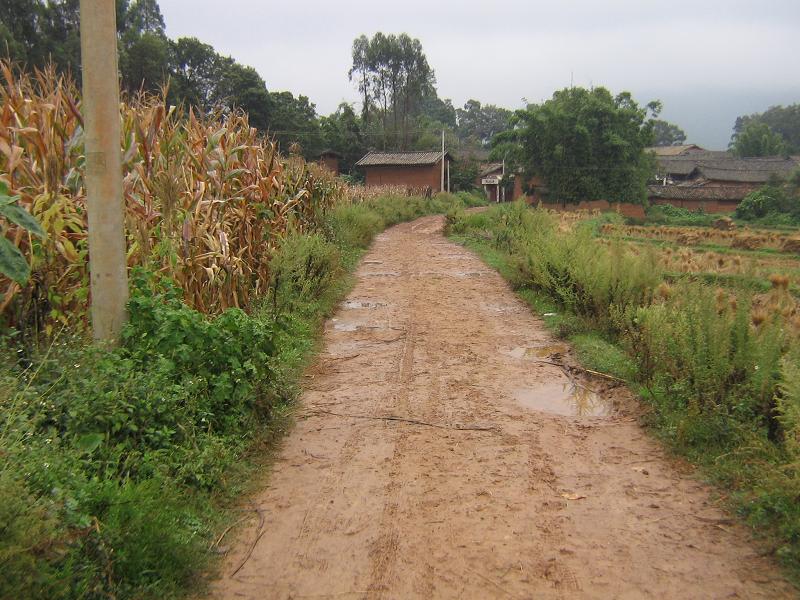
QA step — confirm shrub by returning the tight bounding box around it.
[736,186,793,220]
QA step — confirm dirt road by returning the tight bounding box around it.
[213,215,795,599]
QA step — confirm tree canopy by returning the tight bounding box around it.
[495,87,657,204]
[456,100,512,148]
[730,121,789,157]
[732,104,800,154]
[348,32,436,149]
[651,119,687,146]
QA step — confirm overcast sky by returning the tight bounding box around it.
[158,0,800,150]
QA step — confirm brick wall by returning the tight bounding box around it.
[537,199,647,219]
[364,162,444,191]
[319,156,340,176]
[650,198,739,214]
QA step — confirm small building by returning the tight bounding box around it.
[355,151,452,191]
[649,152,799,212]
[318,150,342,176]
[476,163,541,203]
[477,162,505,202]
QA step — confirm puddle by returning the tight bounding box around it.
[509,344,570,359]
[513,382,612,417]
[331,318,390,332]
[342,300,386,310]
[482,303,518,314]
[362,271,401,277]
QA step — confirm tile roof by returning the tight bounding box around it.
[355,150,451,167]
[479,162,504,177]
[647,145,704,157]
[648,184,749,201]
[656,154,799,183]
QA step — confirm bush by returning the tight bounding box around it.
[643,204,717,227]
[736,186,793,220]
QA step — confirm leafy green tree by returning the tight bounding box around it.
[650,119,687,146]
[348,32,435,149]
[219,62,272,131]
[733,104,800,154]
[320,103,366,174]
[120,32,170,93]
[456,100,512,147]
[266,91,322,157]
[449,159,479,192]
[168,37,222,109]
[118,0,170,93]
[498,87,657,204]
[0,0,82,73]
[730,121,788,157]
[417,94,456,128]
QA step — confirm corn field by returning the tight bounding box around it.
[0,61,350,334]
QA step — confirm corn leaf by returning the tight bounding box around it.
[0,203,46,238]
[0,236,31,283]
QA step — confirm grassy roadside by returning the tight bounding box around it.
[0,192,484,600]
[446,202,800,586]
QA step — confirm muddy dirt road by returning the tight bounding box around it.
[213,215,795,599]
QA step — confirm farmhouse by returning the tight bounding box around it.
[356,150,452,191]
[477,162,505,202]
[648,148,800,213]
[317,150,342,176]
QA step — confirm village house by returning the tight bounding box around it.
[355,150,452,192]
[477,162,505,202]
[648,145,800,213]
[317,150,342,176]
[475,163,541,203]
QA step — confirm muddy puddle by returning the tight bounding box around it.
[509,344,570,359]
[513,382,612,417]
[362,271,401,277]
[482,303,520,314]
[342,300,386,310]
[330,318,394,333]
[418,270,490,278]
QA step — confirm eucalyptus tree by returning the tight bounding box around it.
[348,32,435,149]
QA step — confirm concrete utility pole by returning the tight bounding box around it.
[441,129,445,192]
[80,0,129,343]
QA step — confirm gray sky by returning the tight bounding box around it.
[159,0,800,150]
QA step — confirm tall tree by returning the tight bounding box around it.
[650,119,687,146]
[168,36,222,109]
[118,0,169,93]
[347,32,435,149]
[498,87,657,204]
[732,104,800,154]
[730,121,788,157]
[267,91,322,157]
[320,103,366,174]
[456,100,512,147]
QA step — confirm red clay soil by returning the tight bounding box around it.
[211,215,796,599]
